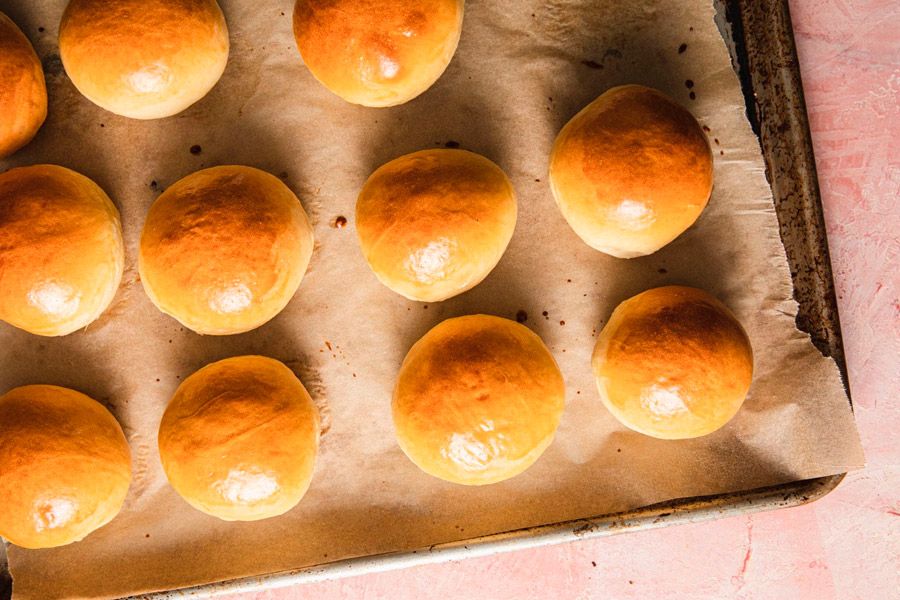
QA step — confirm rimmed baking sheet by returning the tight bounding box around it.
[0,0,863,598]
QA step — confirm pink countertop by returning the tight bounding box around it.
[225,1,899,597]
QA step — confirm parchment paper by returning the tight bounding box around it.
[0,0,865,598]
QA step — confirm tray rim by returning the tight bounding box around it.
[129,475,844,599]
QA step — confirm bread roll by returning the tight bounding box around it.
[0,12,47,158]
[356,149,516,302]
[293,0,464,107]
[58,0,229,119]
[393,315,565,485]
[0,165,124,336]
[0,385,132,549]
[592,286,753,439]
[138,166,314,335]
[549,85,714,258]
[158,356,320,521]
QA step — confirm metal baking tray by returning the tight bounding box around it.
[0,0,848,597]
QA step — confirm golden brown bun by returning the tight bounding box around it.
[393,315,565,485]
[0,13,47,158]
[0,165,124,336]
[58,0,229,119]
[591,286,753,439]
[158,356,320,521]
[0,385,132,549]
[356,149,516,302]
[549,85,714,258]
[138,166,314,335]
[293,0,464,107]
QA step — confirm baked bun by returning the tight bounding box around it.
[0,385,132,549]
[591,286,753,439]
[0,12,47,158]
[293,0,464,107]
[0,165,124,336]
[549,85,713,258]
[138,166,314,335]
[58,0,229,119]
[393,315,565,485]
[356,149,516,302]
[158,356,320,521]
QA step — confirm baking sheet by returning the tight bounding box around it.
[0,0,865,598]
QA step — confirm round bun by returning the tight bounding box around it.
[393,315,565,485]
[591,286,753,439]
[138,165,314,335]
[0,12,47,158]
[58,0,229,119]
[0,165,124,336]
[357,149,516,302]
[158,356,320,521]
[0,385,132,549]
[549,85,714,258]
[293,0,464,107]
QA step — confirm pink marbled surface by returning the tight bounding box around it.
[224,1,900,598]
